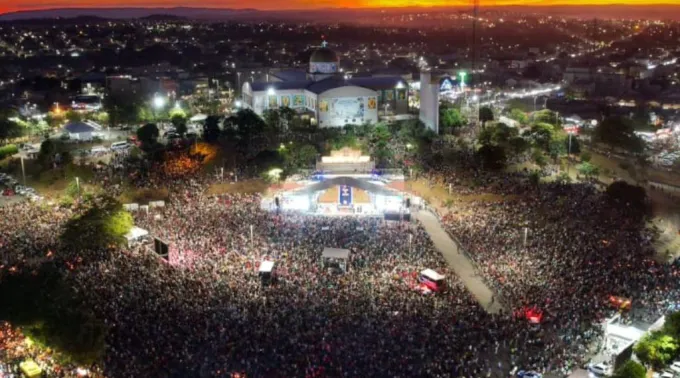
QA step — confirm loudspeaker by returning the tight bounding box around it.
[154,238,169,259]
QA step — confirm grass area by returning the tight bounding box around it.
[206,179,268,196]
[0,157,96,199]
[406,178,511,211]
[118,186,170,204]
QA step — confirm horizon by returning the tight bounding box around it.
[2,1,680,16]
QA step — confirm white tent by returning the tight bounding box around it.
[321,247,350,272]
[125,226,149,245]
[190,114,207,122]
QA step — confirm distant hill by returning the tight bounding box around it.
[1,5,679,22]
[139,14,188,21]
[0,7,258,21]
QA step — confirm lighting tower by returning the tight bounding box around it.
[471,0,479,89]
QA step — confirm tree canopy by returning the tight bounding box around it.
[0,265,106,365]
[136,123,160,148]
[479,106,494,127]
[634,330,679,370]
[611,360,646,378]
[60,195,133,251]
[439,106,466,133]
[593,116,645,154]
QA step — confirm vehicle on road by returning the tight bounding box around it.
[588,362,612,376]
[517,370,543,378]
[110,141,131,151]
[2,188,14,196]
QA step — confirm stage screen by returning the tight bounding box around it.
[331,97,365,120]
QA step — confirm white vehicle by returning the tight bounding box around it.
[110,141,131,151]
[90,146,109,154]
[670,361,680,373]
[652,372,674,378]
[588,362,612,376]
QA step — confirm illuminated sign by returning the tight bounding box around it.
[440,79,453,92]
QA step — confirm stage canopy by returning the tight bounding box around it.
[294,177,399,196]
[322,247,350,260]
[125,226,149,243]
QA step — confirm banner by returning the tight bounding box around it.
[338,185,352,206]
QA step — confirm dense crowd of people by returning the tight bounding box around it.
[2,152,680,377]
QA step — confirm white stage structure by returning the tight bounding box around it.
[321,247,350,273]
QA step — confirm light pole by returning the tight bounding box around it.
[75,176,80,197]
[20,155,26,186]
[153,94,166,121]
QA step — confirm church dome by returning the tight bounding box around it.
[310,47,338,64]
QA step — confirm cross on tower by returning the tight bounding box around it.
[321,40,328,48]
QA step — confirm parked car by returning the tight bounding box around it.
[2,188,14,196]
[588,362,612,376]
[517,370,543,378]
[670,361,680,373]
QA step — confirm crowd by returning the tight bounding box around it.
[2,150,680,377]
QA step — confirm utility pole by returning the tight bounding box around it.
[471,0,480,88]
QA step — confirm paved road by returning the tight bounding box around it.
[416,210,503,314]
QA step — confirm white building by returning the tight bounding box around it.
[241,41,409,128]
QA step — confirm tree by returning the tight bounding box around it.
[635,330,679,370]
[65,110,83,123]
[60,195,133,251]
[103,93,141,127]
[533,109,559,125]
[370,123,393,166]
[439,106,466,133]
[508,108,529,125]
[606,181,649,218]
[171,113,188,137]
[612,360,646,378]
[479,106,494,128]
[203,115,221,143]
[287,144,318,169]
[580,151,592,162]
[593,116,645,154]
[577,161,599,179]
[136,123,159,148]
[0,265,106,365]
[525,122,555,152]
[38,139,57,166]
[664,311,680,339]
[476,144,507,170]
[263,109,283,134]
[0,112,23,143]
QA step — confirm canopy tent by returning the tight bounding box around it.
[321,247,350,273]
[20,360,42,378]
[190,114,207,122]
[125,226,149,245]
[259,260,275,273]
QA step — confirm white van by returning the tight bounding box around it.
[110,141,131,151]
[90,146,108,154]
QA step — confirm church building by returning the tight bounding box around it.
[241,41,410,128]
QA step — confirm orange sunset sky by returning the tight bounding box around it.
[0,0,675,15]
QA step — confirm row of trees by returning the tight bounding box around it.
[475,109,579,171]
[634,312,680,371]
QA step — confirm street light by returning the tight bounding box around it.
[267,87,276,96]
[75,177,80,197]
[458,71,467,92]
[153,95,166,109]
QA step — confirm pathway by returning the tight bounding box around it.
[416,210,503,314]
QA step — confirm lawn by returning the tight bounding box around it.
[0,157,96,199]
[206,179,269,196]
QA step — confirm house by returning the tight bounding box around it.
[62,120,104,141]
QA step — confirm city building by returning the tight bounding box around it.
[241,41,409,128]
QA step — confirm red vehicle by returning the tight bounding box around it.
[2,188,15,196]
